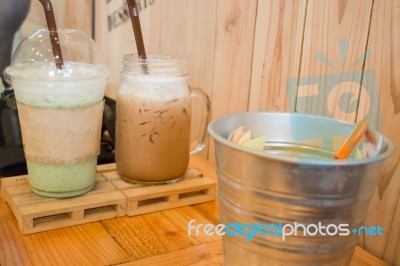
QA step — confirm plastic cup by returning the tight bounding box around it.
[4,28,110,198]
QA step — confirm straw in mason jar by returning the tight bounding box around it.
[126,0,147,60]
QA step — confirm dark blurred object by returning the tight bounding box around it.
[0,0,31,87]
[103,96,116,141]
[0,88,25,176]
[0,0,30,175]
[98,96,116,164]
[0,93,117,177]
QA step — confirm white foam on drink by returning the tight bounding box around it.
[118,75,189,101]
[9,62,108,107]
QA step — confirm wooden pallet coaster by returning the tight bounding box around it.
[102,168,216,216]
[1,164,216,234]
[1,173,126,234]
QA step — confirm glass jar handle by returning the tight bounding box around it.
[189,87,211,154]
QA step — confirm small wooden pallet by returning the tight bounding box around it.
[1,164,216,234]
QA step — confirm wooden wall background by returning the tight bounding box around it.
[20,0,400,264]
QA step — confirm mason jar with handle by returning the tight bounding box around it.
[116,54,211,184]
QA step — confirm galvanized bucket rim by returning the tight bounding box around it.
[208,112,394,166]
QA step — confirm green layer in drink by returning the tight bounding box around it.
[27,159,97,198]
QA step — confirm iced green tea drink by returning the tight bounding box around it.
[5,29,109,197]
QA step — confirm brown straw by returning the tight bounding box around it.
[126,0,147,59]
[38,0,64,69]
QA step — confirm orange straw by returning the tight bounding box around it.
[335,120,369,160]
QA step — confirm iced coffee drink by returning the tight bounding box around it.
[5,29,109,197]
[116,54,210,183]
[116,76,191,182]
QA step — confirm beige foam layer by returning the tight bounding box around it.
[17,101,104,164]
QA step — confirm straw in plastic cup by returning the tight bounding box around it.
[4,29,110,198]
[38,0,64,69]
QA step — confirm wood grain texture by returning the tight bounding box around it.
[0,219,33,266]
[120,240,223,266]
[20,0,92,38]
[210,0,257,119]
[0,188,13,221]
[206,0,258,162]
[357,0,400,265]
[351,246,389,266]
[0,156,390,265]
[295,0,373,124]
[115,241,388,266]
[101,206,220,261]
[157,0,218,93]
[19,0,45,37]
[0,219,131,266]
[248,0,307,112]
[121,242,388,266]
[64,0,93,36]
[23,223,131,265]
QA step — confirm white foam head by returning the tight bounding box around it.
[118,75,189,101]
[10,62,108,107]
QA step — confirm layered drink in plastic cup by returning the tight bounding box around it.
[5,29,110,198]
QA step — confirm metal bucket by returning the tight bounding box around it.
[208,112,393,266]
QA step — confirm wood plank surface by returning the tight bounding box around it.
[120,240,224,266]
[20,0,92,38]
[0,156,389,265]
[64,0,93,36]
[101,207,221,261]
[351,246,389,266]
[248,0,307,112]
[0,219,33,266]
[210,0,258,119]
[120,242,387,266]
[0,195,13,220]
[357,0,400,265]
[295,0,374,124]
[0,218,131,266]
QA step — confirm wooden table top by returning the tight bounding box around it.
[0,155,387,265]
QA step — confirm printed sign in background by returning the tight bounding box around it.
[94,0,157,99]
[94,0,219,103]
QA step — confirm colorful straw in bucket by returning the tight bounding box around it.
[229,120,376,159]
[335,120,369,159]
